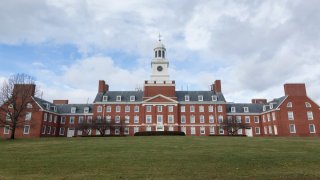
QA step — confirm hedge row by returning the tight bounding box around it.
[208,135,247,137]
[134,131,186,136]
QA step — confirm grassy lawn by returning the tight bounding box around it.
[0,137,320,180]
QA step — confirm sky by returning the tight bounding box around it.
[0,0,320,104]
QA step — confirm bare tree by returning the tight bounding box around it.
[0,73,37,139]
[221,117,251,136]
[76,121,93,136]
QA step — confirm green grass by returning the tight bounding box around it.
[0,137,319,180]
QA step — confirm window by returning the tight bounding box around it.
[125,116,130,123]
[146,105,152,112]
[134,127,139,133]
[25,112,32,120]
[288,111,294,120]
[267,114,271,122]
[130,96,135,101]
[289,124,296,133]
[287,102,292,108]
[78,116,84,124]
[245,116,250,123]
[42,126,46,134]
[157,115,163,123]
[270,104,273,109]
[105,128,110,135]
[180,106,185,112]
[134,106,139,112]
[115,127,120,135]
[243,107,249,113]
[200,115,205,123]
[190,106,195,112]
[61,116,66,124]
[116,106,121,112]
[264,126,268,134]
[168,115,174,123]
[199,106,204,112]
[23,125,30,134]
[8,104,13,108]
[185,95,190,101]
[146,126,152,132]
[307,111,313,120]
[263,115,266,122]
[191,127,196,135]
[218,115,223,123]
[49,114,53,122]
[106,116,111,123]
[124,127,129,135]
[27,103,33,108]
[168,126,174,131]
[209,115,214,123]
[218,105,223,112]
[272,112,276,121]
[125,105,130,112]
[116,96,121,102]
[268,126,273,135]
[146,115,152,123]
[59,128,65,135]
[115,116,120,123]
[231,107,236,113]
[208,106,214,112]
[69,117,75,124]
[190,115,195,123]
[263,106,266,111]
[47,126,51,134]
[181,127,186,134]
[254,116,259,123]
[102,96,108,102]
[157,105,162,112]
[134,116,139,123]
[106,106,111,112]
[212,95,217,101]
[305,102,311,108]
[236,116,241,123]
[84,107,89,113]
[227,116,232,122]
[6,113,11,121]
[44,113,47,121]
[198,95,203,101]
[97,106,102,113]
[4,125,10,134]
[168,106,174,112]
[87,116,92,124]
[210,127,215,134]
[255,127,260,135]
[309,124,316,133]
[237,129,242,135]
[97,116,102,122]
[219,127,224,134]
[200,127,205,134]
[181,115,186,123]
[71,107,76,113]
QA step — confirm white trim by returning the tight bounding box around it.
[143,94,178,103]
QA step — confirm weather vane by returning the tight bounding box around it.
[158,33,162,42]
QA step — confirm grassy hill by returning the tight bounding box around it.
[0,137,319,179]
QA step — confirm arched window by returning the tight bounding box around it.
[158,50,161,57]
[155,51,157,58]
[287,102,292,108]
[305,102,311,108]
[162,51,165,58]
[27,103,32,108]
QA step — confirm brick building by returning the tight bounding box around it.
[1,40,319,138]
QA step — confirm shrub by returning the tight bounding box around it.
[134,131,185,136]
[208,135,247,137]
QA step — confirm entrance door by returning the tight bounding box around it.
[245,128,253,137]
[67,128,75,137]
[156,115,164,131]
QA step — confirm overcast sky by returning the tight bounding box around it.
[0,0,320,104]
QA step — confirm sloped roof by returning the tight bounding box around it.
[226,103,263,113]
[57,104,93,114]
[94,91,144,103]
[176,91,226,102]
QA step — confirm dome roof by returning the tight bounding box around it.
[154,40,166,49]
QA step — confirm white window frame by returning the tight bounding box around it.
[212,95,217,101]
[209,115,214,123]
[69,117,75,124]
[27,103,32,108]
[102,96,108,102]
[190,105,195,112]
[125,116,130,124]
[208,106,214,112]
[198,95,203,101]
[199,106,204,112]
[4,125,10,134]
[264,126,268,134]
[245,116,250,123]
[134,116,139,123]
[231,107,236,113]
[116,105,121,112]
[157,105,163,112]
[84,107,89,113]
[219,127,224,134]
[97,106,102,113]
[146,105,152,112]
[116,96,121,102]
[146,126,152,132]
[254,116,259,123]
[181,115,186,123]
[218,105,223,112]
[309,124,316,133]
[288,111,294,120]
[115,116,120,123]
[168,105,174,112]
[134,127,139,134]
[307,111,313,120]
[180,106,185,112]
[289,124,296,133]
[61,116,66,124]
[236,116,241,123]
[78,116,84,124]
[130,96,135,102]
[287,102,292,108]
[71,107,76,113]
[25,112,32,121]
[43,113,47,122]
[59,127,65,135]
[218,115,223,123]
[106,115,111,123]
[305,102,311,108]
[168,115,174,124]
[243,107,249,113]
[106,106,111,112]
[125,105,130,112]
[23,125,30,134]
[200,127,205,134]
[210,126,215,134]
[124,127,129,135]
[200,115,205,123]
[185,95,190,101]
[115,127,120,135]
[190,115,195,123]
[146,115,152,123]
[272,112,276,121]
[190,127,196,135]
[255,127,260,135]
[134,105,139,112]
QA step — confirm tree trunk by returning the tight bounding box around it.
[10,126,16,140]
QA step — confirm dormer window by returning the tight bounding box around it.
[198,95,203,101]
[287,102,292,108]
[212,95,217,101]
[84,107,89,113]
[263,106,266,111]
[185,95,190,101]
[27,103,32,108]
[243,107,249,113]
[71,107,76,113]
[130,96,135,101]
[116,96,121,102]
[44,103,50,110]
[102,96,108,102]
[305,102,311,108]
[231,107,236,113]
[270,104,273,109]
[53,106,57,112]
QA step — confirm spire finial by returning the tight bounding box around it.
[158,33,162,42]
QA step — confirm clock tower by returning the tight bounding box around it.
[150,38,170,82]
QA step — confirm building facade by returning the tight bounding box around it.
[1,40,320,138]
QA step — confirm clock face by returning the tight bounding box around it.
[157,66,163,72]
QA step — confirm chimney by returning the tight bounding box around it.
[13,84,36,97]
[284,83,306,96]
[212,80,221,93]
[53,100,69,105]
[251,99,267,104]
[98,80,106,93]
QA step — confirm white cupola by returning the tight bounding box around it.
[150,35,170,82]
